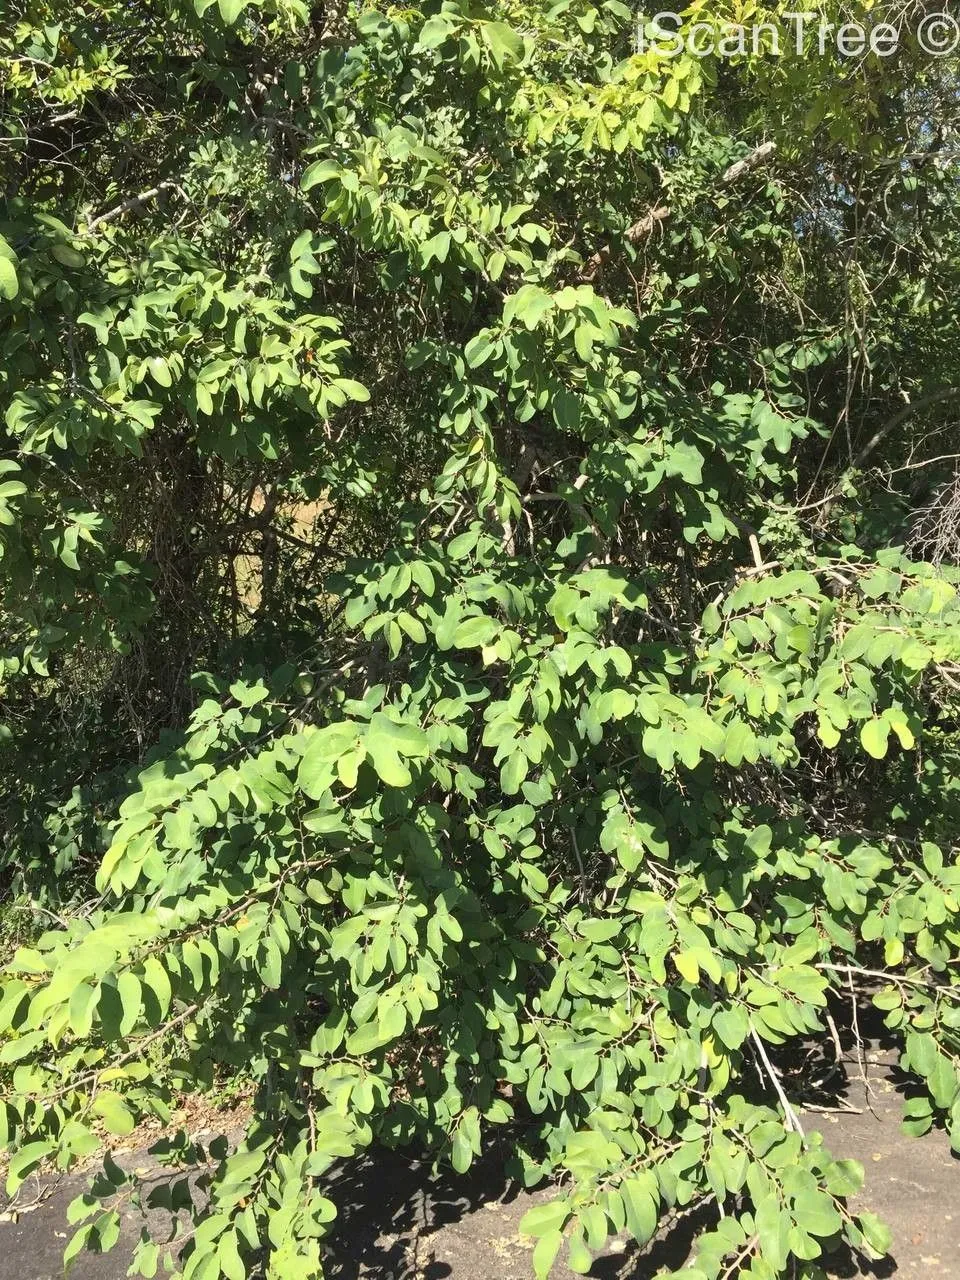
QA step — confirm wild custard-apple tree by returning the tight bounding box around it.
[3,2,960,1277]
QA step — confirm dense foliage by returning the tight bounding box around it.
[3,2,960,1277]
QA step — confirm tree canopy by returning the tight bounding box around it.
[3,3,960,1278]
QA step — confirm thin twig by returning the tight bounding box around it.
[819,962,959,997]
[719,1233,760,1280]
[750,1025,806,1141]
[825,1013,844,1068]
[845,970,876,1107]
[801,1102,864,1115]
[570,828,587,904]
[851,386,960,472]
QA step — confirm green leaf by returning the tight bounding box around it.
[453,615,499,648]
[899,640,932,671]
[301,160,342,191]
[482,21,525,64]
[450,1129,472,1173]
[501,752,528,796]
[532,1230,563,1280]
[0,256,18,300]
[218,0,247,24]
[142,957,172,1022]
[566,1227,593,1274]
[519,1200,570,1238]
[621,1173,658,1244]
[701,601,722,634]
[218,1232,245,1280]
[824,1158,863,1197]
[421,232,451,266]
[146,356,172,387]
[674,951,700,984]
[298,722,360,797]
[333,378,370,402]
[792,1187,841,1238]
[50,243,85,269]
[92,1091,136,1136]
[259,939,282,989]
[6,1141,55,1193]
[117,971,142,1036]
[487,251,506,280]
[419,14,456,48]
[465,333,496,368]
[368,712,429,758]
[713,1006,749,1050]
[195,383,214,416]
[860,718,889,760]
[857,1212,893,1259]
[509,285,553,330]
[367,741,412,788]
[69,982,98,1038]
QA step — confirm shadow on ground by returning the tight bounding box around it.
[323,1143,713,1280]
[318,998,960,1280]
[3,1013,959,1279]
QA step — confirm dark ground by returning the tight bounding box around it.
[2,1034,958,1280]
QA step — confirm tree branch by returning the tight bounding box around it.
[750,1025,806,1141]
[85,180,179,233]
[720,140,777,185]
[579,142,776,284]
[580,205,670,282]
[851,386,960,472]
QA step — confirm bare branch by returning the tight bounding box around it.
[851,386,960,472]
[580,205,670,283]
[721,140,777,185]
[84,180,179,233]
[750,1025,806,1141]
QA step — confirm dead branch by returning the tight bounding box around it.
[580,205,670,282]
[720,140,777,186]
[85,180,178,233]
